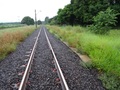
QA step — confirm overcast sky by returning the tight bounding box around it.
[0,0,70,22]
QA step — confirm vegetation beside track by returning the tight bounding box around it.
[47,25,120,90]
[0,26,36,60]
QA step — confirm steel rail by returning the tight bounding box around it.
[18,28,42,90]
[44,28,69,90]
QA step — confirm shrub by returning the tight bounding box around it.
[21,16,34,25]
[89,8,119,34]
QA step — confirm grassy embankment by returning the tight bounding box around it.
[0,26,36,60]
[47,25,120,90]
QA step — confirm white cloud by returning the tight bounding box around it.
[0,0,70,22]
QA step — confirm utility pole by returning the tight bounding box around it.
[35,10,37,28]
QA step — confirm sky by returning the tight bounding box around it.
[0,0,70,22]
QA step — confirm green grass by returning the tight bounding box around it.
[0,25,36,60]
[0,23,25,29]
[46,25,120,90]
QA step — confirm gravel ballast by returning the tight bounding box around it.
[28,27,62,90]
[0,26,105,90]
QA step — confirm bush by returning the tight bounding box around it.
[21,16,34,25]
[89,8,119,34]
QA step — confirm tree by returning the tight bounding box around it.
[71,0,120,25]
[50,0,120,26]
[44,17,49,24]
[21,16,34,25]
[89,8,119,34]
[49,16,58,25]
[57,4,75,26]
[37,20,42,25]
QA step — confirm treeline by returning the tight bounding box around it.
[49,0,120,26]
[21,16,42,25]
[0,23,25,29]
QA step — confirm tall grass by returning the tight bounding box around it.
[0,26,35,60]
[47,25,120,90]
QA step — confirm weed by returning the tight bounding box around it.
[47,25,120,90]
[99,73,120,90]
[0,26,35,60]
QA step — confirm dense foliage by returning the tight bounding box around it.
[44,17,49,24]
[37,20,42,25]
[21,16,34,25]
[49,0,120,29]
[89,8,118,34]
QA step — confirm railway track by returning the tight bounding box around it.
[18,27,69,90]
[0,26,105,90]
